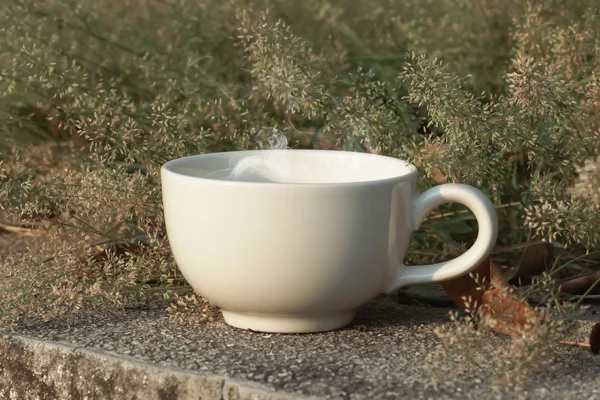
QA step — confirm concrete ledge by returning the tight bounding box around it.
[0,334,302,400]
[1,299,598,399]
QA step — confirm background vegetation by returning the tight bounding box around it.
[1,0,599,325]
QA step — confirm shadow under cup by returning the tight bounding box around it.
[160,150,421,333]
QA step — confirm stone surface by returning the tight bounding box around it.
[0,334,226,399]
[0,334,296,400]
[3,296,600,399]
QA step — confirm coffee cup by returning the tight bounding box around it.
[161,149,498,333]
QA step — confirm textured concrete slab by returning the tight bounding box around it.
[2,296,599,399]
[0,334,227,400]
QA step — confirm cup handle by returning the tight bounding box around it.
[383,183,498,293]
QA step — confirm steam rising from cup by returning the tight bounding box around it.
[204,128,313,183]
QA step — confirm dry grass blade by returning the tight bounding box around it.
[560,322,600,355]
[0,221,46,236]
[558,340,590,349]
[567,295,600,302]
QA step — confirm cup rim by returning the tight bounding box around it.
[160,149,418,187]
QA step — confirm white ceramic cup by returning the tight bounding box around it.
[161,149,498,333]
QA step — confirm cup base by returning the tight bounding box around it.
[221,310,356,333]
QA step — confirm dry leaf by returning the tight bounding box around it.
[30,105,79,142]
[479,287,539,337]
[590,322,600,355]
[440,257,491,309]
[72,241,149,279]
[557,272,600,295]
[517,240,552,277]
[89,241,147,263]
[413,143,462,184]
[502,238,552,281]
[441,257,540,336]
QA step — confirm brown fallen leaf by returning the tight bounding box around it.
[89,241,147,263]
[72,240,148,279]
[479,286,540,337]
[441,257,540,336]
[440,257,491,309]
[30,105,79,142]
[413,143,462,184]
[557,272,600,295]
[517,239,552,277]
[591,322,600,355]
[500,235,552,281]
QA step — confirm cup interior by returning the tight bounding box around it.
[162,150,416,185]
